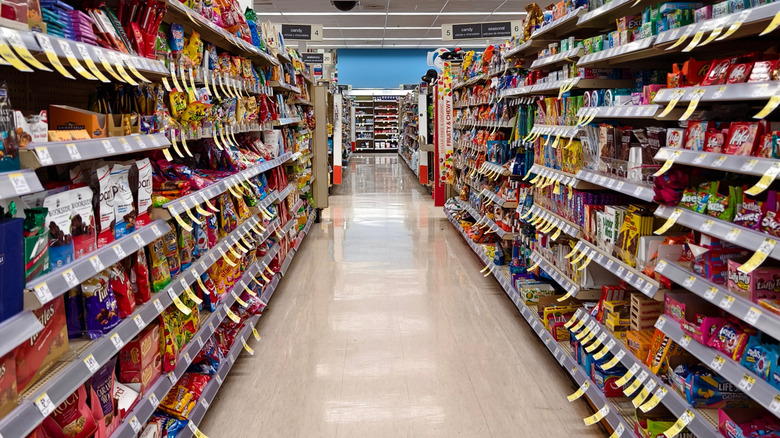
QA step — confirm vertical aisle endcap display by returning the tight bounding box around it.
[442,1,780,435]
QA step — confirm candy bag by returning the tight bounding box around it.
[42,385,97,438]
[83,270,120,339]
[734,196,764,230]
[147,237,172,292]
[162,221,181,276]
[109,263,136,318]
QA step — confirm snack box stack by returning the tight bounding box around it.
[40,0,74,40]
[625,329,654,362]
[630,294,664,332]
[70,9,97,45]
[603,300,630,340]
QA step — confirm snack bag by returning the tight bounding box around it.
[734,197,764,230]
[42,385,97,438]
[178,218,195,270]
[162,221,181,277]
[109,263,136,318]
[130,250,152,303]
[90,357,117,427]
[136,158,153,228]
[43,191,74,270]
[70,187,96,259]
[92,165,115,248]
[741,336,779,382]
[147,238,172,292]
[110,164,137,239]
[82,270,120,339]
[160,312,180,372]
[218,193,237,237]
[706,321,753,361]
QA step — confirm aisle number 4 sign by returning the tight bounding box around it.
[442,21,522,41]
[281,24,324,41]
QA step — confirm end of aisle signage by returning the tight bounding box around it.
[281,24,324,41]
[442,21,521,41]
[301,52,325,64]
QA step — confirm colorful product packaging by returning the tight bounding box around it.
[15,295,69,392]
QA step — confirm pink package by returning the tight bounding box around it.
[727,259,780,303]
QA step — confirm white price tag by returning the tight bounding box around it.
[83,354,100,373]
[8,172,31,194]
[710,355,726,371]
[112,244,126,259]
[89,256,105,272]
[725,228,741,242]
[149,393,160,408]
[34,282,53,303]
[215,374,223,385]
[129,416,143,433]
[739,374,756,392]
[184,352,192,365]
[153,299,164,313]
[62,269,79,288]
[770,395,780,413]
[110,333,124,350]
[133,314,145,329]
[35,393,55,417]
[151,225,162,236]
[65,143,81,160]
[168,372,178,384]
[35,146,53,165]
[133,233,145,247]
[679,335,692,347]
[745,307,761,325]
[654,318,666,330]
[102,139,115,154]
[683,276,696,288]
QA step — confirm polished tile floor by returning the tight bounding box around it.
[201,154,606,437]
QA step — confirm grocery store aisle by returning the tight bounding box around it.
[201,154,604,438]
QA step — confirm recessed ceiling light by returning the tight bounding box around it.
[262,12,526,16]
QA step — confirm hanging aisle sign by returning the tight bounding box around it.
[301,52,324,64]
[280,24,324,41]
[442,21,522,41]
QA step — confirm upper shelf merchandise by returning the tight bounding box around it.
[0,0,319,435]
[441,0,780,435]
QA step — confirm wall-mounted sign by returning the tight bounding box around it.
[281,24,323,41]
[441,21,521,41]
[301,52,324,64]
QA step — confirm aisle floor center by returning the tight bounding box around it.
[201,154,605,438]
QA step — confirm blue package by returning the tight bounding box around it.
[741,336,779,381]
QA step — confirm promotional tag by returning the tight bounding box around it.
[737,238,776,274]
[567,381,589,402]
[0,33,32,72]
[169,289,192,315]
[75,43,109,82]
[58,39,95,79]
[2,28,49,71]
[109,51,137,85]
[654,208,683,234]
[34,33,74,78]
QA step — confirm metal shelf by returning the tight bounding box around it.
[479,161,511,177]
[529,252,580,296]
[577,36,658,67]
[654,82,780,104]
[21,134,170,169]
[655,147,780,179]
[163,152,291,217]
[575,168,655,202]
[0,311,44,359]
[531,7,587,39]
[522,204,582,239]
[164,0,278,67]
[503,39,550,60]
[530,124,581,138]
[0,169,44,200]
[655,260,780,342]
[568,310,720,437]
[574,240,661,297]
[275,182,296,203]
[269,81,301,94]
[481,188,518,208]
[576,105,660,120]
[25,220,170,309]
[280,248,296,276]
[273,117,303,126]
[656,314,780,420]
[656,204,780,262]
[503,78,635,97]
[454,119,514,129]
[577,0,651,30]
[530,47,583,70]
[453,74,487,91]
[654,2,780,47]
[528,164,586,189]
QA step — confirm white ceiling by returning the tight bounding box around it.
[256,0,529,49]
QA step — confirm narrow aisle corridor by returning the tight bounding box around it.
[201,154,606,438]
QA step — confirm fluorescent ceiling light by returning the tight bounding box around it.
[323,27,441,30]
[323,37,442,40]
[262,12,526,16]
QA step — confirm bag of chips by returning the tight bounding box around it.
[110,164,137,239]
[83,270,120,339]
[162,221,181,277]
[147,238,172,292]
[160,312,180,372]
[178,218,195,270]
[136,158,153,228]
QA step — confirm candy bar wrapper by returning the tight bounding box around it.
[724,122,761,156]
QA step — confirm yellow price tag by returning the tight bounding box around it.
[632,386,651,407]
[657,89,686,118]
[654,208,683,235]
[243,339,254,355]
[699,27,722,46]
[679,88,705,121]
[761,10,780,35]
[243,282,257,297]
[662,410,694,438]
[0,35,32,72]
[200,193,219,212]
[614,368,636,387]
[182,203,203,225]
[583,406,609,426]
[57,40,95,80]
[171,134,184,158]
[564,246,579,259]
[576,256,593,271]
[34,33,74,79]
[567,381,589,402]
[233,291,248,307]
[623,376,644,396]
[170,292,192,315]
[754,95,780,119]
[580,330,597,345]
[653,150,681,177]
[181,133,193,157]
[551,227,563,240]
[169,208,193,232]
[75,43,109,82]
[2,28,48,71]
[184,286,203,305]
[602,354,622,370]
[563,313,580,329]
[745,162,780,196]
[681,30,704,52]
[666,31,690,50]
[570,318,587,333]
[593,342,612,360]
[557,289,576,302]
[252,328,261,341]
[571,250,589,264]
[528,261,540,271]
[162,148,174,162]
[639,387,668,412]
[738,238,776,274]
[225,306,240,323]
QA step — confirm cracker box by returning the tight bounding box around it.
[118,353,161,395]
[0,218,23,323]
[631,294,664,331]
[15,295,69,392]
[0,352,17,420]
[727,259,780,303]
[518,281,556,305]
[119,324,160,372]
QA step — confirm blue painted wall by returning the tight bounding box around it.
[337,49,431,89]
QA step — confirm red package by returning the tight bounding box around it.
[748,60,780,82]
[109,263,136,319]
[131,250,151,304]
[726,63,752,84]
[179,373,210,401]
[702,58,735,86]
[16,296,69,392]
[762,191,780,238]
[42,385,98,438]
[684,120,708,151]
[724,122,762,156]
[755,133,776,158]
[706,320,753,361]
[703,129,726,153]
[119,324,160,372]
